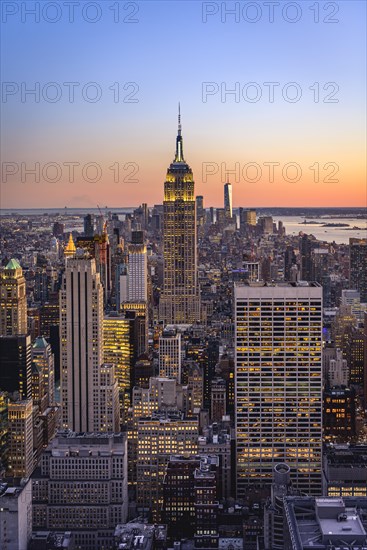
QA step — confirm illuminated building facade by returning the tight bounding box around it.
[118,230,149,355]
[323,387,356,442]
[103,313,134,423]
[235,282,323,499]
[0,259,27,336]
[332,306,364,386]
[120,303,148,358]
[136,411,198,520]
[159,109,200,324]
[8,398,34,478]
[345,325,364,386]
[128,377,189,486]
[224,182,233,219]
[240,209,256,227]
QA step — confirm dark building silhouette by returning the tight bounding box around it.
[350,238,367,302]
[284,246,297,281]
[300,234,313,281]
[0,334,32,399]
[83,213,94,237]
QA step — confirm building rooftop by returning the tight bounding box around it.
[33,336,49,349]
[5,258,21,270]
[324,444,367,482]
[1,486,19,497]
[235,281,321,288]
[29,531,74,550]
[284,497,367,549]
[0,480,30,499]
[114,523,167,550]
[46,431,126,454]
[139,410,196,423]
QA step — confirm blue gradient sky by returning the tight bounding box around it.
[1,0,366,207]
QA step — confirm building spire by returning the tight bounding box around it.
[64,233,76,257]
[175,103,184,162]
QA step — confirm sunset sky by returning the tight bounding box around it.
[1,0,366,208]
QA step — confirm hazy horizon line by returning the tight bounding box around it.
[1,206,366,211]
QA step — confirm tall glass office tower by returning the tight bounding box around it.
[235,282,323,500]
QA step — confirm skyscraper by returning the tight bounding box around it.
[99,364,120,432]
[235,282,323,499]
[159,328,182,381]
[300,234,314,281]
[349,238,367,302]
[103,312,135,422]
[239,208,256,228]
[224,182,233,219]
[8,398,34,478]
[83,213,94,237]
[159,108,200,324]
[117,230,149,354]
[0,259,27,336]
[127,230,148,302]
[95,223,112,304]
[60,256,104,432]
[32,336,55,407]
[196,195,205,227]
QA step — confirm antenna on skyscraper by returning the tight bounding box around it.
[178,102,181,135]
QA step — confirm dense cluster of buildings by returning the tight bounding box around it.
[0,115,367,548]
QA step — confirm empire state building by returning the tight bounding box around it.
[159,108,200,324]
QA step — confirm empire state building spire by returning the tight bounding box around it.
[159,109,200,324]
[175,102,184,163]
